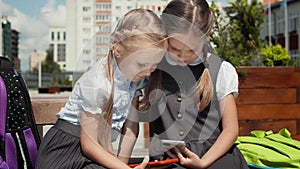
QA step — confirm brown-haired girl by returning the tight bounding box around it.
[140,0,249,168]
[36,9,167,169]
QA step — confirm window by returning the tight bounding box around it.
[50,44,54,50]
[51,32,55,41]
[83,28,91,34]
[96,36,110,44]
[96,47,108,55]
[83,17,91,23]
[277,16,285,34]
[289,12,299,31]
[63,32,66,41]
[83,49,91,55]
[96,15,111,22]
[57,32,60,41]
[57,44,66,61]
[96,3,111,10]
[83,6,91,12]
[98,25,111,33]
[83,60,91,65]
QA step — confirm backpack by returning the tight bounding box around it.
[235,128,300,169]
[0,57,41,169]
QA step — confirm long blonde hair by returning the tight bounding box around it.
[100,9,168,151]
[140,0,214,112]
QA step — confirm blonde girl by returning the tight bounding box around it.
[36,9,167,169]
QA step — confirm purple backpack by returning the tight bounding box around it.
[0,57,40,169]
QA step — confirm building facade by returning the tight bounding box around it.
[49,27,67,70]
[66,0,100,72]
[65,0,170,73]
[1,16,20,70]
[2,16,12,61]
[261,0,300,63]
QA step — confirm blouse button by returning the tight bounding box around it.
[177,113,182,119]
[179,131,184,136]
[177,95,182,102]
[178,80,184,85]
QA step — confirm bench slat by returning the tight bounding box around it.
[236,88,297,104]
[237,104,300,120]
[32,101,66,124]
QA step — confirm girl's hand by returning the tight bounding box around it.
[133,156,149,169]
[176,147,208,169]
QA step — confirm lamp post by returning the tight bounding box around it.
[268,0,272,46]
[34,50,42,88]
[38,52,42,88]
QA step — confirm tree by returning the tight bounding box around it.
[33,48,61,74]
[210,0,265,66]
[32,48,71,86]
[42,49,61,74]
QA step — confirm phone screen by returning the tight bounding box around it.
[161,140,186,150]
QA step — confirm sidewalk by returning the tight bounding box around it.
[29,89,71,100]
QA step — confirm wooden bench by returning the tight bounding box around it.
[32,67,300,141]
[236,66,300,140]
[31,96,67,138]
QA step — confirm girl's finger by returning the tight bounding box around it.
[176,150,185,162]
[135,156,149,169]
[165,149,177,159]
[181,147,194,157]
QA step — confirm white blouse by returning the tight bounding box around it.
[165,53,239,101]
[56,56,146,131]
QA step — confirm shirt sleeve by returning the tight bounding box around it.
[77,58,112,114]
[216,61,239,101]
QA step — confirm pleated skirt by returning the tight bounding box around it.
[35,119,106,169]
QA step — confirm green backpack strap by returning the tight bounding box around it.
[235,128,300,169]
[265,128,300,150]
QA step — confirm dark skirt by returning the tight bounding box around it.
[35,119,105,169]
[150,139,249,169]
[158,146,249,169]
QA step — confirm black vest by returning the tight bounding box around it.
[149,54,223,157]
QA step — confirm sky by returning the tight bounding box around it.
[1,0,229,71]
[1,0,66,71]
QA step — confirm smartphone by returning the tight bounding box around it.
[161,139,186,150]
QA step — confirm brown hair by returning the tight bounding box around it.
[140,0,214,112]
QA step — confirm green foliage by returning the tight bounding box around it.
[51,75,72,86]
[261,44,296,66]
[237,70,247,77]
[210,0,265,66]
[42,49,61,74]
[32,48,71,86]
[32,48,61,74]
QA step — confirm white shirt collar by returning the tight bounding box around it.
[165,52,204,66]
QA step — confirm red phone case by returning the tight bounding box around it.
[128,158,179,168]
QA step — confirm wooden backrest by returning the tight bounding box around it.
[236,66,300,140]
[31,67,300,140]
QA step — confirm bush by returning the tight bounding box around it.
[261,44,296,66]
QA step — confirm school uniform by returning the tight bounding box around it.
[149,53,248,169]
[36,56,146,169]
